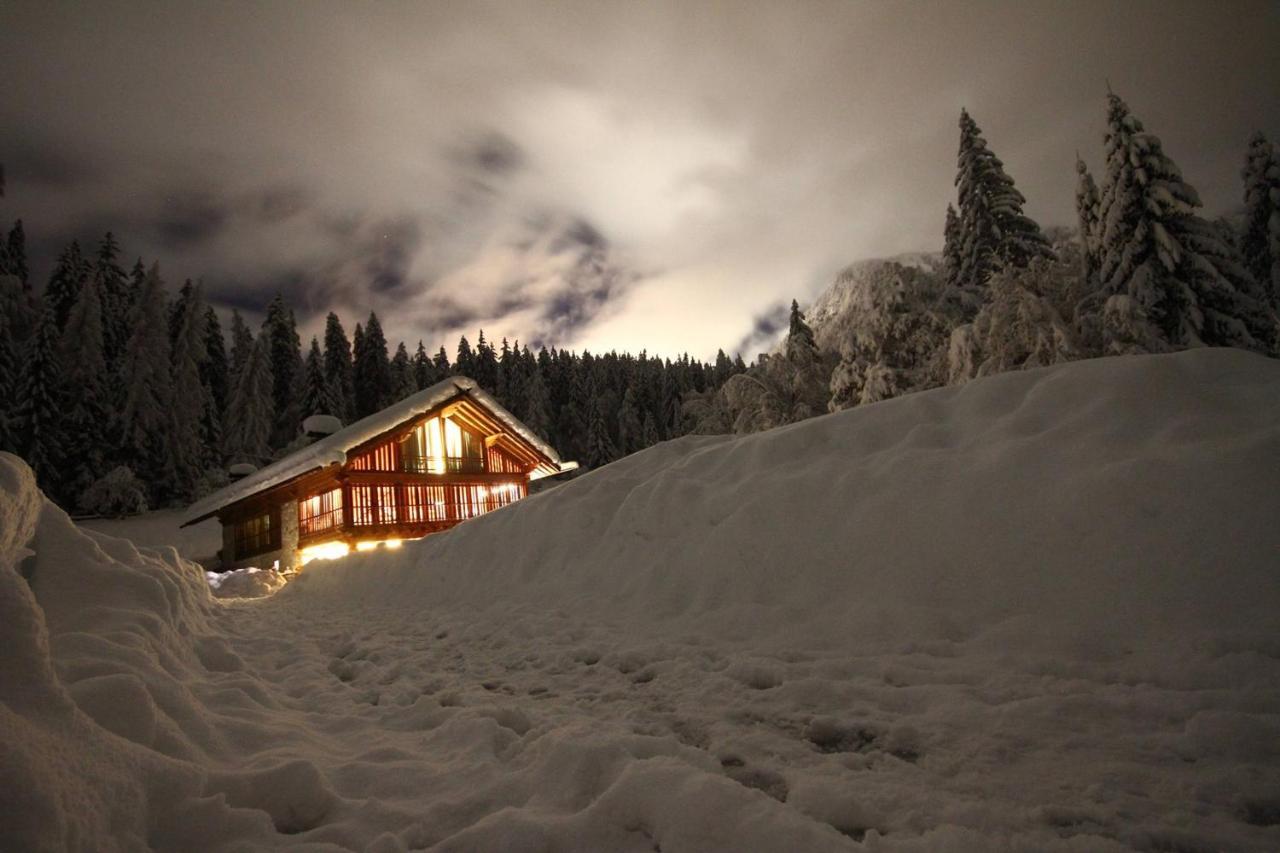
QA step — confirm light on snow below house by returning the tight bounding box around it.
[299,541,351,565]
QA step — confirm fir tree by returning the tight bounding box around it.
[1241,132,1280,307]
[523,368,552,441]
[261,294,304,446]
[942,203,962,288]
[224,334,274,465]
[413,340,434,389]
[58,275,110,503]
[353,313,391,417]
[322,312,355,422]
[954,109,1054,290]
[302,337,337,418]
[474,330,498,391]
[119,263,173,480]
[1097,92,1276,352]
[166,283,212,501]
[617,386,643,455]
[168,279,195,351]
[785,299,819,363]
[202,306,229,414]
[1075,157,1102,284]
[584,393,618,469]
[640,410,659,448]
[0,312,17,453]
[455,335,476,378]
[45,241,89,331]
[228,310,253,387]
[6,220,28,290]
[434,346,451,376]
[389,341,416,402]
[95,232,131,368]
[15,304,65,496]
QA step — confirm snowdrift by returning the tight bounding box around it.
[2,348,1279,852]
[293,348,1280,659]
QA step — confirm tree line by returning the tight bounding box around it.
[686,89,1280,433]
[0,230,747,514]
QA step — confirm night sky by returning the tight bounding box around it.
[2,0,1277,358]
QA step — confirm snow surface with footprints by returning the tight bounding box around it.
[3,348,1280,852]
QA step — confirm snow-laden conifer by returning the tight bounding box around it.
[59,276,111,502]
[16,303,67,495]
[1096,92,1276,353]
[1075,158,1102,284]
[1241,132,1280,307]
[389,341,416,402]
[166,283,213,501]
[953,109,1055,291]
[119,263,173,479]
[224,333,275,465]
[45,241,89,331]
[322,312,355,421]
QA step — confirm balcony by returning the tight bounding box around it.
[401,455,485,475]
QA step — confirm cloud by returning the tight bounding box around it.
[1,1,1277,357]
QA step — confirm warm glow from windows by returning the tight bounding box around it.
[353,538,414,553]
[299,541,351,565]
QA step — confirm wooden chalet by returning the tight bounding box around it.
[182,377,574,571]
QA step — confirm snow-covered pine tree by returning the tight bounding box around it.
[224,333,275,466]
[1075,158,1102,284]
[168,279,195,350]
[584,392,618,469]
[389,341,416,402]
[0,311,17,453]
[953,109,1055,291]
[522,368,552,441]
[95,233,131,368]
[261,295,304,447]
[322,312,355,422]
[58,275,111,503]
[302,337,337,418]
[354,313,392,417]
[1241,132,1280,308]
[942,204,962,289]
[119,263,173,484]
[202,306,229,414]
[413,340,434,390]
[616,386,642,455]
[6,220,28,290]
[454,335,475,378]
[228,310,253,387]
[785,299,818,362]
[1096,92,1277,353]
[45,241,89,331]
[166,283,213,501]
[16,303,67,497]
[433,346,451,376]
[640,410,659,448]
[474,330,498,391]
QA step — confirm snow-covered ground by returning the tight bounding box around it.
[3,348,1280,852]
[81,508,222,567]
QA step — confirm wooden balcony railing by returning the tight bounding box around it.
[401,456,485,475]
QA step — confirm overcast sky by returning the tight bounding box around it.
[2,1,1277,359]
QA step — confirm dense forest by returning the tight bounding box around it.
[0,233,748,513]
[1,89,1276,515]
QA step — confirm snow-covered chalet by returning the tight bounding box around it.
[182,376,575,572]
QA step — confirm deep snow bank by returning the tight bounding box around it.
[292,348,1280,657]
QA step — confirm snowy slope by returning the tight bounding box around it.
[806,252,944,352]
[2,348,1280,852]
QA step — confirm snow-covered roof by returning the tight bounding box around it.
[182,377,564,526]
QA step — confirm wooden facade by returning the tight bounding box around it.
[205,388,563,571]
